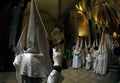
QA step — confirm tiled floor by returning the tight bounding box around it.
[0,68,120,83]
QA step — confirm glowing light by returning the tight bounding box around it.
[113,32,117,39]
[76,4,83,12]
[77,11,82,14]
[78,16,88,37]
[79,5,83,11]
[94,15,98,22]
[78,31,86,37]
[78,25,87,37]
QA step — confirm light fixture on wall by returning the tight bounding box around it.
[113,31,118,39]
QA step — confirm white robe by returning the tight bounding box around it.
[72,49,80,69]
[13,53,48,83]
[95,31,108,75]
[93,50,99,72]
[47,69,64,83]
[53,48,62,67]
[20,53,47,78]
[102,50,108,75]
[78,54,82,68]
[13,0,52,82]
[96,53,104,74]
[85,53,92,70]
[95,50,108,75]
[81,50,85,66]
[13,54,23,83]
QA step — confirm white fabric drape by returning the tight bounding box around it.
[25,0,52,75]
[93,50,99,71]
[95,31,108,75]
[95,38,98,46]
[13,24,28,83]
[80,38,83,49]
[53,48,62,67]
[85,53,92,70]
[72,49,80,69]
[85,39,88,49]
[47,69,64,83]
[13,0,52,82]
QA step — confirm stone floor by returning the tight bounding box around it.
[0,72,17,83]
[62,67,120,83]
[0,67,120,83]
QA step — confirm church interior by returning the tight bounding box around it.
[0,0,120,83]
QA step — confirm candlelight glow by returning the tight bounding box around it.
[113,32,117,39]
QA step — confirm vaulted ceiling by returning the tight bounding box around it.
[76,0,120,25]
[1,0,119,34]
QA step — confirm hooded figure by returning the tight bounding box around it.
[13,0,52,83]
[92,38,99,63]
[47,39,64,83]
[80,38,85,67]
[72,37,81,69]
[93,46,99,71]
[95,31,108,75]
[72,47,80,69]
[85,47,92,70]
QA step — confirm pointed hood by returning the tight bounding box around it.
[17,0,52,75]
[88,38,91,48]
[85,39,88,49]
[15,24,28,55]
[75,37,80,49]
[92,40,95,48]
[95,38,98,47]
[80,38,83,49]
[98,31,104,52]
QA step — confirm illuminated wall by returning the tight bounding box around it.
[77,13,89,37]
